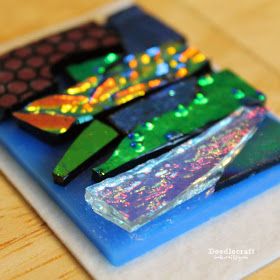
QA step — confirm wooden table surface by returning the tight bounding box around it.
[0,0,280,279]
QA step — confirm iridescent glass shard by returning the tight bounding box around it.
[85,106,266,232]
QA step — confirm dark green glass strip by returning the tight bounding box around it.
[53,120,118,185]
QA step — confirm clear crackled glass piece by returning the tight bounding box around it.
[85,106,266,232]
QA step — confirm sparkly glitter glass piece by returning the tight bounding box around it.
[86,106,266,232]
[93,70,266,178]
[0,22,120,120]
[13,42,209,136]
[53,120,119,184]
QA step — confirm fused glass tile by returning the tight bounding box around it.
[1,103,280,266]
[93,70,266,179]
[0,4,279,266]
[1,93,280,266]
[13,42,209,137]
[0,22,120,119]
[86,106,266,232]
[108,79,197,133]
[53,120,119,185]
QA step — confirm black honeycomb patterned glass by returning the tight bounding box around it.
[0,22,120,119]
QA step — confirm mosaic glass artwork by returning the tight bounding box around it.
[0,3,279,267]
[12,52,122,137]
[13,42,209,136]
[85,106,266,232]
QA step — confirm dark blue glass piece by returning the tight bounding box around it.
[108,79,197,133]
[107,5,186,53]
[217,114,280,190]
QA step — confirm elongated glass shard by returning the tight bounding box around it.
[85,106,266,232]
[13,42,209,137]
[93,70,266,178]
[53,120,119,185]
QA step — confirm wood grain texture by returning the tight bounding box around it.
[0,0,279,279]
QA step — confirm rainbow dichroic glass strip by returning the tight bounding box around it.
[13,42,208,135]
[85,106,266,232]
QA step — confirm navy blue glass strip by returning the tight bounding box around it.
[108,79,197,133]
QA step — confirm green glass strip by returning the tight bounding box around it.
[67,53,120,82]
[53,120,118,184]
[93,69,266,177]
